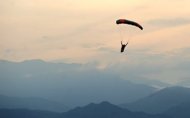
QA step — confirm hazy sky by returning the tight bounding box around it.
[1,0,190,84]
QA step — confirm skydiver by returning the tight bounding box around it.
[120,41,128,53]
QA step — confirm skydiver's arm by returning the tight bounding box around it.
[121,41,123,45]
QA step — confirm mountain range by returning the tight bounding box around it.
[1,100,190,118]
[1,60,190,117]
[1,86,190,118]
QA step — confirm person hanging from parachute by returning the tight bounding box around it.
[120,41,128,53]
[116,19,143,53]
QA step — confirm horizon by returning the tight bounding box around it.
[0,59,189,88]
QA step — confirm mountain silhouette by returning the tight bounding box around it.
[121,86,190,114]
[0,108,60,118]
[61,101,169,118]
[0,102,170,118]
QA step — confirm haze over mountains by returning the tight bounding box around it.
[1,60,190,118]
[0,59,156,107]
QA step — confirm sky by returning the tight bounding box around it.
[1,0,190,85]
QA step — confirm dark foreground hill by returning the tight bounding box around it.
[61,101,169,118]
[0,102,170,118]
[0,95,69,112]
[0,109,60,118]
[121,86,190,114]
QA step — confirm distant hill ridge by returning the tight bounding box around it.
[0,59,156,107]
[121,86,190,114]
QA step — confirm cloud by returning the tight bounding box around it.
[147,18,190,28]
[98,45,190,85]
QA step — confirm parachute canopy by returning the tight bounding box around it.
[116,19,143,30]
